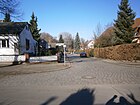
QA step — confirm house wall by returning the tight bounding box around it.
[0,35,18,55]
[0,48,15,55]
[19,25,37,55]
[88,41,94,49]
[0,24,37,57]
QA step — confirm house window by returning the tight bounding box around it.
[14,43,18,52]
[26,39,30,50]
[2,40,6,47]
[7,39,9,48]
[1,39,9,48]
[138,27,140,33]
[0,41,1,48]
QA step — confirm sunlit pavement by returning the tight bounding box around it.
[0,55,140,105]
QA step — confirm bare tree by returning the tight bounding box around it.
[93,23,103,40]
[40,32,58,43]
[0,0,23,20]
[104,22,113,30]
[59,32,73,50]
[81,38,88,51]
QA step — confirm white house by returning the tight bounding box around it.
[132,18,140,44]
[0,22,37,56]
[87,40,94,49]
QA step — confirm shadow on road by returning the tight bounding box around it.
[0,64,15,68]
[0,62,23,69]
[105,93,140,105]
[0,63,22,68]
[40,96,58,105]
[0,100,14,105]
[59,88,95,105]
[40,90,140,105]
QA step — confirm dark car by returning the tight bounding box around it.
[80,52,87,57]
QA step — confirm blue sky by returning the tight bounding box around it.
[1,0,140,40]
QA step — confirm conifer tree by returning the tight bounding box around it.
[29,12,41,41]
[75,32,81,51]
[3,13,11,22]
[114,0,135,43]
[59,35,64,43]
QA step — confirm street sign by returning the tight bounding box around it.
[56,43,64,46]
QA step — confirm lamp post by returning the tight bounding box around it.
[63,45,66,65]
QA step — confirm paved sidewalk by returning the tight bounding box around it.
[0,62,71,79]
[94,58,140,67]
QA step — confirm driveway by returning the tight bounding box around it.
[0,55,140,105]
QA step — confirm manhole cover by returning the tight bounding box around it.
[82,75,96,79]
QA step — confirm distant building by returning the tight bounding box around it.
[132,18,140,43]
[39,39,48,49]
[87,40,94,49]
[0,20,4,23]
[38,39,48,56]
[48,43,57,48]
[0,22,37,55]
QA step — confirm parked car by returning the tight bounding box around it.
[80,52,87,57]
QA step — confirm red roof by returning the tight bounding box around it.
[132,18,140,28]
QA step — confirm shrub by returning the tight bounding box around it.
[85,49,94,57]
[94,43,140,61]
[46,48,57,56]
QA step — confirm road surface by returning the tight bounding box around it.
[0,55,140,105]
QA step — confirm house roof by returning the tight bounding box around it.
[98,27,114,39]
[132,18,140,28]
[0,22,28,35]
[88,40,94,45]
[49,43,57,48]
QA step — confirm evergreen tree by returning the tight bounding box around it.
[75,32,81,51]
[114,0,135,43]
[3,13,11,22]
[29,12,41,41]
[59,35,64,43]
[71,39,74,50]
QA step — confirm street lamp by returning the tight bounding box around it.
[63,45,66,65]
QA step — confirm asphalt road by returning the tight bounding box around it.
[0,55,140,105]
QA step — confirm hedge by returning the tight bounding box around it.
[94,43,140,61]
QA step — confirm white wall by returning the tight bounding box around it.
[0,55,57,63]
[0,35,19,55]
[0,48,15,55]
[88,41,94,49]
[30,56,57,63]
[0,55,25,63]
[20,25,37,55]
[0,24,37,56]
